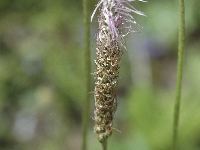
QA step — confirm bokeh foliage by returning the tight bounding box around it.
[0,0,200,150]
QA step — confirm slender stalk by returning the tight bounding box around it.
[101,139,107,150]
[173,0,185,149]
[82,0,90,149]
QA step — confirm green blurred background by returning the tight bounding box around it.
[0,0,200,150]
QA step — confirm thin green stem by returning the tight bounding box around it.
[173,0,185,149]
[101,139,107,150]
[82,0,90,149]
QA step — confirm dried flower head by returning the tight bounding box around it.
[92,0,145,142]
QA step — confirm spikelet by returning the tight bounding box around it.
[92,0,146,142]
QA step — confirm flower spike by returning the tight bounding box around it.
[92,0,145,142]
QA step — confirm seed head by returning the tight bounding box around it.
[92,0,145,142]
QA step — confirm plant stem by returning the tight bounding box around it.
[101,139,107,150]
[173,0,185,149]
[82,0,90,149]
